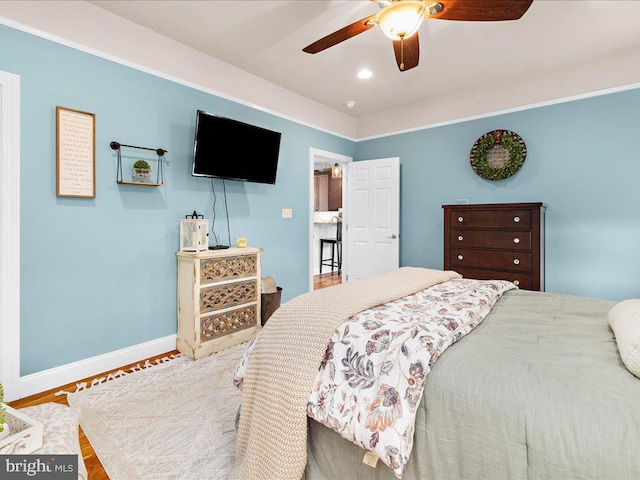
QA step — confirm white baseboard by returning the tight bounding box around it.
[18,334,177,399]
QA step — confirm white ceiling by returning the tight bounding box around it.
[87,0,640,120]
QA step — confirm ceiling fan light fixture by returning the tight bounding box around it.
[375,1,429,41]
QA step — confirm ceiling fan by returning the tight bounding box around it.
[303,0,534,72]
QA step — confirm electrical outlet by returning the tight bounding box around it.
[282,208,293,218]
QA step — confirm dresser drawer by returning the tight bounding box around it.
[450,229,531,250]
[449,209,531,230]
[200,255,257,284]
[450,248,531,272]
[453,267,532,290]
[200,304,257,341]
[200,280,257,314]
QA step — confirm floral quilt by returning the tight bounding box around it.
[235,278,515,478]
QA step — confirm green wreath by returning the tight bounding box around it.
[470,130,527,181]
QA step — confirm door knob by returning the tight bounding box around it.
[387,234,398,239]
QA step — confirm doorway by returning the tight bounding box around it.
[308,148,352,292]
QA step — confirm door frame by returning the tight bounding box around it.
[308,148,352,292]
[0,70,20,401]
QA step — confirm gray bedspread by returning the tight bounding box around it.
[305,289,640,480]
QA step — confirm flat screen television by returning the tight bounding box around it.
[192,110,281,185]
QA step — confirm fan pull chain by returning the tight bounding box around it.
[400,37,405,71]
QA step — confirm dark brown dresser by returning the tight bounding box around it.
[443,203,545,291]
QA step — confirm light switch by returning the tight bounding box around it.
[282,208,293,218]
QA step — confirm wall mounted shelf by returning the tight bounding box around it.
[110,141,167,186]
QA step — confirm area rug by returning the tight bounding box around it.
[66,343,248,480]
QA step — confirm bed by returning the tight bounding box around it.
[233,269,640,480]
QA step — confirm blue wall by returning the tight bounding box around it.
[0,25,355,375]
[4,22,639,376]
[356,89,640,302]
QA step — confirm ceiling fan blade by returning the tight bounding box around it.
[432,0,533,21]
[303,14,376,54]
[393,33,420,72]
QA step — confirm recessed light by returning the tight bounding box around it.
[345,100,356,109]
[357,69,373,79]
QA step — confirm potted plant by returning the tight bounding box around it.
[132,160,152,181]
[0,383,8,441]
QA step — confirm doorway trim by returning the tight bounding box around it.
[308,148,352,292]
[0,70,20,401]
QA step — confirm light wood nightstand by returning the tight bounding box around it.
[176,247,263,359]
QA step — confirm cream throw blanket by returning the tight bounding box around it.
[232,267,461,480]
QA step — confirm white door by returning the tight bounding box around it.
[345,157,400,282]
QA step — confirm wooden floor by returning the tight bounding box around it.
[9,350,179,480]
[314,272,342,289]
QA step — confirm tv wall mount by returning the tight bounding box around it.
[110,141,167,186]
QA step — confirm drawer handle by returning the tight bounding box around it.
[513,259,520,265]
[513,216,520,223]
[457,216,464,223]
[457,255,464,260]
[513,237,520,244]
[458,236,464,242]
[513,280,520,286]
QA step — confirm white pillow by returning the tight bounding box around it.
[608,299,640,379]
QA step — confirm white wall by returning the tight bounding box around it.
[357,47,640,139]
[1,1,640,141]
[0,1,356,139]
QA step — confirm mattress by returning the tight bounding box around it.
[304,289,640,480]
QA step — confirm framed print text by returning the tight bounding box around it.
[56,106,96,198]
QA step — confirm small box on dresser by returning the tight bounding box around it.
[443,203,545,291]
[176,247,263,360]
